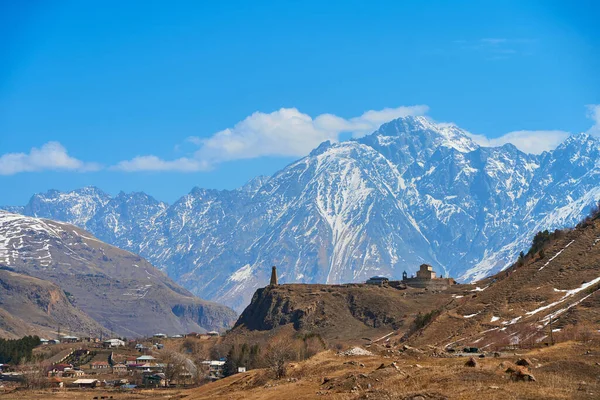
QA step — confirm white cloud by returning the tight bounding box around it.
[0,142,100,175]
[112,156,210,172]
[467,104,600,154]
[586,104,600,136]
[113,105,429,171]
[468,130,571,154]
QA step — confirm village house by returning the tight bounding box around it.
[136,355,156,363]
[90,361,110,370]
[143,372,167,387]
[72,378,99,388]
[59,335,79,343]
[125,357,139,366]
[103,338,126,348]
[48,363,73,377]
[62,369,85,378]
[112,363,128,374]
[202,360,225,379]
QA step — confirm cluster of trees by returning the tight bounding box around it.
[515,200,600,266]
[223,333,326,379]
[0,336,40,364]
[223,343,262,376]
[413,309,439,331]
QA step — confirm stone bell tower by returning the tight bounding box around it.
[269,266,278,286]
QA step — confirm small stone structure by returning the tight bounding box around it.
[416,264,436,279]
[270,266,278,286]
[366,276,389,286]
[401,264,455,290]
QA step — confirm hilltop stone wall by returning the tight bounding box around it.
[401,278,455,290]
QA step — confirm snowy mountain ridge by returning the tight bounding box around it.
[4,116,600,311]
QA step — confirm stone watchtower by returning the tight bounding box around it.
[269,266,278,286]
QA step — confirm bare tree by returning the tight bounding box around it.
[160,350,196,385]
[17,361,51,389]
[264,337,297,379]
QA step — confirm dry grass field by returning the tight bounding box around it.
[181,341,600,400]
[5,341,596,400]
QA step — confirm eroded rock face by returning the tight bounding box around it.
[230,283,450,344]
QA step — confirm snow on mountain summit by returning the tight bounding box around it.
[5,116,600,311]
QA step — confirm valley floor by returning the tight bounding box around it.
[5,341,598,400]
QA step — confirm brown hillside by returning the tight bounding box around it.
[410,215,600,350]
[0,269,106,338]
[230,283,460,345]
[0,211,237,337]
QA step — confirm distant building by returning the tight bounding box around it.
[90,361,110,370]
[402,264,455,290]
[202,360,225,379]
[72,378,99,388]
[153,333,167,339]
[125,357,139,366]
[112,363,128,374]
[143,373,167,387]
[136,355,156,363]
[416,264,436,279]
[59,335,79,343]
[103,338,126,348]
[62,369,85,378]
[366,276,389,286]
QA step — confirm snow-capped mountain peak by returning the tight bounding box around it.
[5,116,600,311]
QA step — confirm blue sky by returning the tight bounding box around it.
[1,0,599,205]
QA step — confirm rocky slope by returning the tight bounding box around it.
[0,268,107,339]
[409,214,600,349]
[231,283,454,344]
[0,211,237,337]
[5,116,600,311]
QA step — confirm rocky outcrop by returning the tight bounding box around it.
[232,283,450,341]
[171,303,237,332]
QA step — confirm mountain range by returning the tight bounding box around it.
[4,116,600,311]
[0,210,236,337]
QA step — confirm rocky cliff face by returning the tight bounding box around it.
[6,116,600,311]
[0,211,237,337]
[232,283,452,342]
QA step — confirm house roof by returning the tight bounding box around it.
[73,379,98,384]
[91,361,109,365]
[136,355,156,361]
